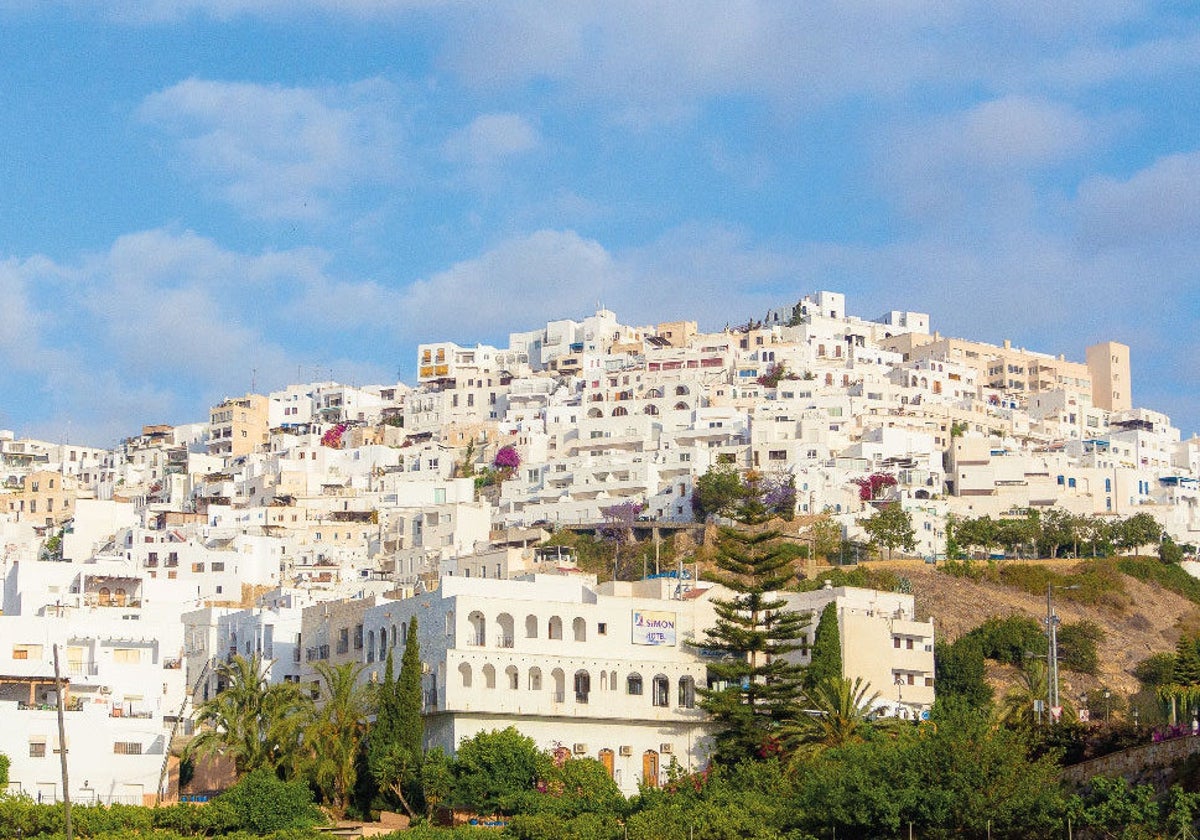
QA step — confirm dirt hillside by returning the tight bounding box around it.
[848,559,1200,697]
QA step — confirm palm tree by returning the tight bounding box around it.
[187,654,309,777]
[299,661,375,818]
[998,659,1075,730]
[786,675,880,766]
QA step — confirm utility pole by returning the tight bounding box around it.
[53,644,73,840]
[1046,583,1060,712]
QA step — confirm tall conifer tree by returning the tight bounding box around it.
[699,526,808,762]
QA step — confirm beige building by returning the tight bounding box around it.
[882,333,1092,399]
[5,469,78,529]
[1086,341,1132,413]
[780,584,936,719]
[208,394,270,458]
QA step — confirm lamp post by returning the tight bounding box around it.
[895,674,904,719]
[1104,689,1111,724]
[1045,583,1079,718]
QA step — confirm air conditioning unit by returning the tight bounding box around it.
[619,745,633,756]
[660,743,673,754]
[572,743,587,754]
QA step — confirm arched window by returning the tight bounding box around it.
[497,613,514,647]
[528,667,542,691]
[366,630,375,663]
[627,673,643,696]
[483,664,496,689]
[525,614,538,639]
[573,617,587,642]
[674,402,688,411]
[643,404,659,415]
[552,668,566,702]
[574,670,591,703]
[612,406,628,417]
[548,616,563,640]
[653,674,670,707]
[459,662,472,688]
[468,611,486,646]
[506,665,519,690]
[675,385,689,396]
[587,407,603,419]
[98,587,111,607]
[113,588,127,607]
[678,676,696,708]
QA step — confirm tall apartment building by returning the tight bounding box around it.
[780,585,936,719]
[207,394,269,458]
[1086,341,1132,413]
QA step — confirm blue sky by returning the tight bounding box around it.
[1,1,1198,446]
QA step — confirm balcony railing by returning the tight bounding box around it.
[497,636,514,648]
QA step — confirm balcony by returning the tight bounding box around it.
[497,637,514,649]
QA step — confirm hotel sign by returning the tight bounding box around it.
[632,610,677,646]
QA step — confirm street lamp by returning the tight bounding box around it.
[895,675,904,719]
[1045,583,1079,717]
[1103,689,1111,724]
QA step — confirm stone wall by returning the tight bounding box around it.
[1061,734,1200,792]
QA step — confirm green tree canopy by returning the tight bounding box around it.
[452,727,550,815]
[858,502,917,559]
[934,636,993,710]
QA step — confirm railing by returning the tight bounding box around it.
[467,634,485,647]
[497,636,514,648]
[67,663,99,676]
[162,658,182,670]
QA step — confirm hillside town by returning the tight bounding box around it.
[2,289,1196,805]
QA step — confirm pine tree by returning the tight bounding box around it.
[804,601,842,691]
[698,525,808,763]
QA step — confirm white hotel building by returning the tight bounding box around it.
[356,573,720,794]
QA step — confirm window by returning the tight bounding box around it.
[337,628,349,655]
[678,676,696,708]
[652,675,670,707]
[893,636,901,649]
[627,673,643,695]
[114,742,143,755]
[597,622,607,636]
[30,740,47,758]
[574,670,591,703]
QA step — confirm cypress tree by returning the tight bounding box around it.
[397,618,424,765]
[698,526,808,763]
[804,601,842,691]
[367,618,425,817]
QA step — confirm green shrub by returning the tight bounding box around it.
[965,615,1044,666]
[217,768,324,834]
[1057,620,1103,675]
[1134,652,1178,687]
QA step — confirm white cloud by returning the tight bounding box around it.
[443,113,539,166]
[139,78,401,220]
[1077,151,1200,249]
